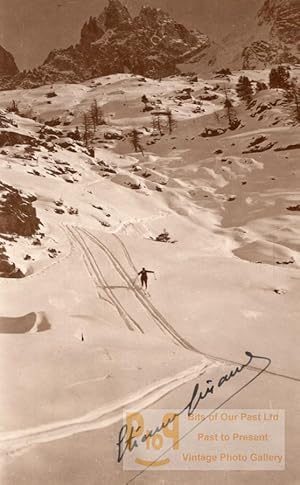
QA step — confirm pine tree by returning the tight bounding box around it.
[73,126,81,141]
[284,80,300,123]
[236,76,253,105]
[224,89,240,130]
[269,66,290,89]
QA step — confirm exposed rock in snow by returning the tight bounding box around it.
[0,45,19,77]
[0,181,40,237]
[243,0,300,68]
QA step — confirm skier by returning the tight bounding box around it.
[138,267,155,290]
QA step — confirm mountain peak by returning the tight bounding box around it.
[80,0,132,45]
[138,5,170,18]
[101,0,132,30]
[3,0,209,87]
[2,0,298,89]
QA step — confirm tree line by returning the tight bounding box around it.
[235,66,299,123]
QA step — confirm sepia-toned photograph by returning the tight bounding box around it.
[0,1,299,484]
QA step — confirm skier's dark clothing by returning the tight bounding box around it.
[138,268,154,289]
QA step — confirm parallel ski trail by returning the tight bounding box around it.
[67,226,143,333]
[79,227,198,352]
[69,225,298,381]
[101,229,300,382]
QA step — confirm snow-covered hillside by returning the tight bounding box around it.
[0,70,299,485]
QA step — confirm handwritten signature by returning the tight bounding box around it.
[116,351,271,463]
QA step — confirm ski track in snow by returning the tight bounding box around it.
[224,126,291,139]
[70,226,299,382]
[67,226,144,333]
[74,225,200,352]
[0,361,213,457]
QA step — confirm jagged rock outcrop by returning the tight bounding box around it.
[258,0,300,45]
[242,41,299,69]
[242,0,300,68]
[0,45,19,77]
[2,0,209,88]
[0,130,36,147]
[0,110,18,128]
[0,182,40,237]
[0,244,24,278]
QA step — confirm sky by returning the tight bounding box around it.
[0,0,262,70]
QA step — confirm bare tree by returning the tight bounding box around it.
[152,113,163,135]
[214,109,221,124]
[165,109,176,134]
[90,99,104,132]
[82,112,94,147]
[129,129,144,155]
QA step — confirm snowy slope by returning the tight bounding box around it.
[0,70,299,485]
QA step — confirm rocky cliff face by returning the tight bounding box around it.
[258,0,300,45]
[242,0,300,68]
[0,182,41,237]
[0,244,24,278]
[0,45,19,77]
[3,0,209,88]
[1,0,298,88]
